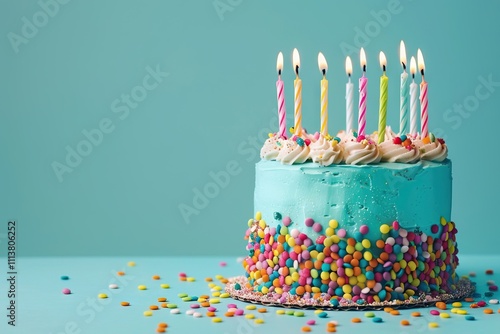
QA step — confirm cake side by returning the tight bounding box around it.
[255,159,452,243]
[242,160,459,305]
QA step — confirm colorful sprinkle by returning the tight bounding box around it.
[98,293,107,299]
[120,302,129,306]
[109,284,118,289]
[400,319,410,326]
[60,275,69,280]
[62,288,71,295]
[137,285,147,290]
[351,317,362,323]
[127,261,135,267]
[428,322,439,328]
[364,312,375,318]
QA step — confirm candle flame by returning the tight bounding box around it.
[410,56,417,76]
[318,52,328,74]
[400,40,407,69]
[417,49,425,73]
[379,51,387,70]
[292,48,300,75]
[276,52,283,74]
[345,56,352,76]
[360,48,366,70]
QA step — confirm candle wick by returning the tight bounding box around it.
[402,62,406,71]
[363,64,366,72]
[322,69,326,76]
[348,73,351,78]
[412,73,415,80]
[295,65,299,76]
[278,69,282,76]
[420,69,425,77]
[382,65,386,72]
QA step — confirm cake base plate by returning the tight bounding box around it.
[225,276,475,310]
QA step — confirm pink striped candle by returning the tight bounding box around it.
[358,48,367,137]
[417,49,428,138]
[276,52,286,138]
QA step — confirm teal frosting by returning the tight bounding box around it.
[255,159,452,241]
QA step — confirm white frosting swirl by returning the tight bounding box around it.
[414,140,448,162]
[342,134,381,165]
[309,135,343,166]
[260,135,282,160]
[379,140,420,163]
[276,139,310,164]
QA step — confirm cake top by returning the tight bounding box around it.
[266,44,447,165]
[261,128,447,166]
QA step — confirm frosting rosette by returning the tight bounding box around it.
[415,138,448,162]
[342,134,381,165]
[260,134,282,160]
[309,135,343,166]
[276,138,310,164]
[379,135,420,163]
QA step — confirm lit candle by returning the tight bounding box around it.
[378,51,388,144]
[409,56,418,136]
[358,48,367,137]
[292,48,303,137]
[417,49,428,138]
[318,52,328,137]
[399,41,409,135]
[345,56,354,133]
[276,52,287,138]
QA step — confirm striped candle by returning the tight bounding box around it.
[345,56,354,133]
[358,48,367,137]
[418,49,428,138]
[292,48,303,137]
[378,51,388,144]
[399,41,409,135]
[276,52,286,138]
[409,56,418,136]
[318,52,328,136]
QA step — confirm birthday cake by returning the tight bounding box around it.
[227,46,471,309]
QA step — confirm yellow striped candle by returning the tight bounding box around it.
[292,48,302,137]
[378,51,388,144]
[318,52,328,136]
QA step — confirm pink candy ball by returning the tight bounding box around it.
[305,218,314,227]
[359,225,369,234]
[337,229,346,238]
[283,216,291,226]
[312,223,322,233]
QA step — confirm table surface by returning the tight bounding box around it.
[2,255,499,334]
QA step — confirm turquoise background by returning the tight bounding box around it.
[0,0,498,257]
